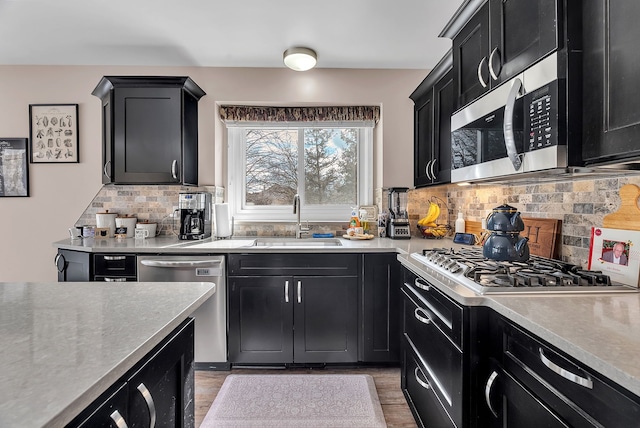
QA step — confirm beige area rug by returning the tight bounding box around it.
[200,374,387,427]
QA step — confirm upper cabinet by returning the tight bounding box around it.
[445,0,560,110]
[410,52,454,188]
[92,76,205,185]
[582,0,640,165]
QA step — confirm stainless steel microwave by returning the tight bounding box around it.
[450,53,571,183]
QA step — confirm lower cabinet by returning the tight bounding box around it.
[55,249,91,281]
[361,253,401,363]
[228,274,358,364]
[68,319,195,428]
[484,313,640,428]
[228,253,359,365]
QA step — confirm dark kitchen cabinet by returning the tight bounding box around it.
[360,253,401,363]
[484,312,640,428]
[447,0,560,109]
[55,249,91,281]
[582,0,640,165]
[410,52,453,187]
[92,76,205,185]
[400,266,488,428]
[228,254,359,365]
[93,253,137,282]
[68,319,195,428]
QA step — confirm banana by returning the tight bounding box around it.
[418,202,440,226]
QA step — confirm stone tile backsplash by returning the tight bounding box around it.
[409,175,640,267]
[77,175,640,267]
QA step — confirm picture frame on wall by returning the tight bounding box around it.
[588,227,640,288]
[0,138,29,197]
[29,103,79,163]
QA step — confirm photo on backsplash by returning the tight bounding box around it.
[29,103,79,163]
[588,227,640,287]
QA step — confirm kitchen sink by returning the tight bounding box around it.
[254,238,342,247]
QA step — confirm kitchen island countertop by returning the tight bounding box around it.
[0,281,215,428]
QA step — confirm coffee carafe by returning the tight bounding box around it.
[178,192,212,240]
[483,203,530,261]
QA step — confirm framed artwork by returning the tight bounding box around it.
[0,138,29,197]
[588,227,640,288]
[29,104,79,163]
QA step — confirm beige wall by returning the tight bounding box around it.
[0,65,427,281]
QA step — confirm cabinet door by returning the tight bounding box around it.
[582,0,640,163]
[113,87,182,184]
[293,276,358,363]
[228,276,294,364]
[56,249,91,282]
[127,319,194,428]
[361,253,400,362]
[484,363,569,428]
[432,69,454,184]
[489,0,559,85]
[453,3,490,109]
[413,92,434,188]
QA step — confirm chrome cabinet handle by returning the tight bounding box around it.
[54,253,65,272]
[414,366,431,390]
[110,410,129,428]
[488,47,500,81]
[477,56,489,88]
[104,255,126,261]
[297,281,302,303]
[171,160,178,180]
[414,278,430,291]
[430,158,437,180]
[285,280,289,303]
[504,78,523,171]
[414,307,432,324]
[137,383,156,428]
[539,348,593,389]
[103,160,111,180]
[485,371,499,418]
[425,159,433,180]
[104,277,127,282]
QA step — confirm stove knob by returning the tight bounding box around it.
[449,263,462,274]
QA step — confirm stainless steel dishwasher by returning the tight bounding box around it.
[137,255,228,370]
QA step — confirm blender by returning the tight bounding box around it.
[387,187,411,239]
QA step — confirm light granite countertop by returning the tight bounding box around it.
[400,254,640,398]
[0,281,215,428]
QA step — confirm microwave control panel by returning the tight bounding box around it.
[525,81,558,152]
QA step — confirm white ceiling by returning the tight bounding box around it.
[0,0,464,69]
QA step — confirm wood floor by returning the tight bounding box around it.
[195,367,418,427]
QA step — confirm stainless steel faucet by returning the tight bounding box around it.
[293,194,310,238]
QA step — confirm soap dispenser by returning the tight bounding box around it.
[455,212,466,234]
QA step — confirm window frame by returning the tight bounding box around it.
[227,122,373,222]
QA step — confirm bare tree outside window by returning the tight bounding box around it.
[244,127,358,207]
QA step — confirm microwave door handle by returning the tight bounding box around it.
[504,77,523,171]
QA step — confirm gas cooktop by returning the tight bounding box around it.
[410,247,638,294]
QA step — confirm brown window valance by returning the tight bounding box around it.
[219,105,380,124]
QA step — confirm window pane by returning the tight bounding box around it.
[304,128,357,205]
[245,129,298,206]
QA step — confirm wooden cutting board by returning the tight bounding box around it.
[466,217,561,259]
[603,184,640,231]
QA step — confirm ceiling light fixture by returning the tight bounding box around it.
[283,47,317,71]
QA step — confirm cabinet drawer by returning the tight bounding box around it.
[403,336,456,428]
[403,290,462,427]
[498,317,640,428]
[229,253,358,276]
[402,268,463,349]
[94,254,136,276]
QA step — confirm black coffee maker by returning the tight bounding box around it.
[178,192,212,240]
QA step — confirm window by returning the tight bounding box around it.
[228,124,373,222]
